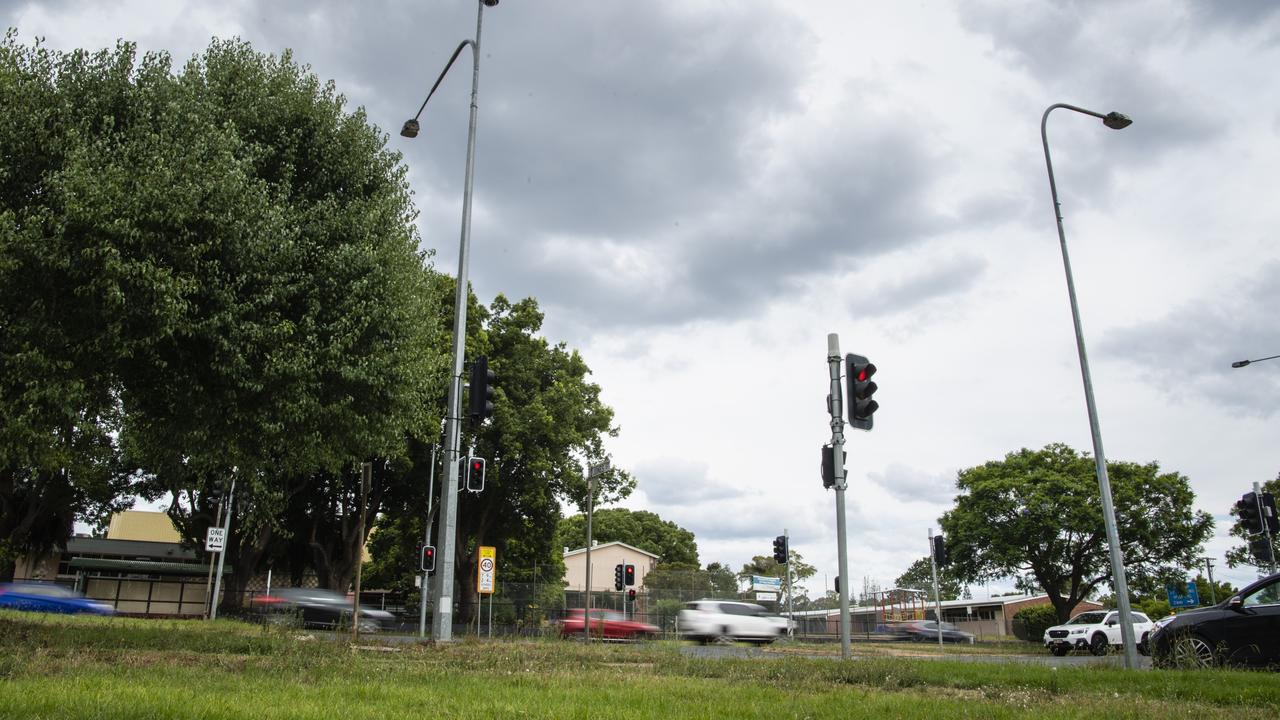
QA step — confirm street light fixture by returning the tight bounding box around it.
[401,0,498,643]
[1040,102,1140,669]
[1231,354,1280,369]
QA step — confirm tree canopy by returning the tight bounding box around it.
[940,443,1214,622]
[893,557,965,601]
[555,508,694,566]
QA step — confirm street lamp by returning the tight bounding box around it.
[1231,354,1280,369]
[1040,102,1140,669]
[402,0,498,643]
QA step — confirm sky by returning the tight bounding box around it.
[6,0,1278,599]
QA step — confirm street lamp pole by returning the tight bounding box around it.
[402,0,499,643]
[1041,102,1140,669]
[1231,354,1280,369]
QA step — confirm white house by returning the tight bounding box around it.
[562,541,659,592]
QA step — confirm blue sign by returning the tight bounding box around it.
[1166,581,1199,608]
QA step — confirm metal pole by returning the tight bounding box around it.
[420,435,440,638]
[1041,103,1138,669]
[784,529,794,638]
[209,475,235,621]
[827,333,851,660]
[266,567,272,597]
[204,494,224,619]
[1201,557,1216,605]
[583,474,594,642]
[928,528,943,649]
[353,462,370,641]
[430,0,490,643]
[1254,482,1278,575]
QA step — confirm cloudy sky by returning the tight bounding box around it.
[7,0,1278,597]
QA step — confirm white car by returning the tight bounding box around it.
[1043,609,1154,656]
[677,600,790,645]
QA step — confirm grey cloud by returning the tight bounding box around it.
[632,458,737,505]
[866,463,958,504]
[1099,260,1280,416]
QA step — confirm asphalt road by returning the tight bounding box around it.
[680,644,1154,669]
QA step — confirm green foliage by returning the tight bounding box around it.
[555,508,697,566]
[1011,604,1059,642]
[893,557,965,600]
[940,443,1214,623]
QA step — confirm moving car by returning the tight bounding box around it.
[1043,609,1154,656]
[677,600,790,645]
[1150,572,1280,669]
[895,620,974,644]
[250,588,394,632]
[0,582,115,616]
[559,608,659,640]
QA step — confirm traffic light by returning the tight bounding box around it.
[821,445,839,490]
[1250,535,1273,562]
[1238,492,1263,534]
[624,564,636,586]
[420,545,436,573]
[468,355,496,422]
[773,535,788,564]
[845,353,878,431]
[932,535,948,566]
[628,589,636,601]
[1262,492,1279,534]
[460,456,486,492]
[834,576,841,594]
[614,563,624,591]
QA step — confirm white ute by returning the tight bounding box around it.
[1043,609,1154,656]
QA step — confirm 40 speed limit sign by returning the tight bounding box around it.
[477,546,496,595]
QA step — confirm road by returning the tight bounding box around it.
[680,644,1154,669]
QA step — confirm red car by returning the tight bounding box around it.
[559,608,659,640]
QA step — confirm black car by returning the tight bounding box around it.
[1150,571,1280,669]
[250,588,395,632]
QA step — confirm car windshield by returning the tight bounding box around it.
[1067,612,1106,625]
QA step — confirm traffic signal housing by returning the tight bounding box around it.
[461,456,486,492]
[624,564,636,586]
[932,535,948,566]
[1250,535,1274,562]
[773,535,788,565]
[628,589,636,601]
[614,564,624,591]
[468,356,496,423]
[822,445,839,490]
[420,545,436,573]
[1238,492,1262,534]
[846,353,878,431]
[1262,492,1279,533]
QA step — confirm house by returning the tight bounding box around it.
[562,541,659,594]
[813,593,1104,638]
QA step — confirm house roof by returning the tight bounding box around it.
[563,541,660,560]
[65,537,197,560]
[68,557,228,576]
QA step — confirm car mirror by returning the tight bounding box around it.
[1228,596,1243,611]
[1105,620,1116,626]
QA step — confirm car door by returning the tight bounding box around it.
[1236,576,1280,666]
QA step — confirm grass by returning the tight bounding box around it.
[1,611,1278,719]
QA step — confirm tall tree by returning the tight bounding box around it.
[893,557,964,600]
[1224,474,1279,570]
[940,444,1214,622]
[555,508,698,566]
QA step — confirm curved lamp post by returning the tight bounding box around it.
[1231,354,1280,369]
[402,0,499,643]
[1041,103,1140,669]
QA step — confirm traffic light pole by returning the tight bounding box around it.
[928,528,944,649]
[1255,482,1277,574]
[827,333,852,660]
[784,529,794,637]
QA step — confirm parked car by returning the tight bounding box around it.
[0,582,115,616]
[250,588,394,632]
[559,608,659,640]
[1150,572,1280,669]
[677,600,790,645]
[895,620,974,644]
[1042,609,1154,656]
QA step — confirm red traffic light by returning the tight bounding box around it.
[624,564,636,586]
[421,545,436,573]
[855,364,876,383]
[627,589,636,601]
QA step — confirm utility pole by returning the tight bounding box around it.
[928,528,944,648]
[827,333,851,660]
[1254,481,1277,575]
[583,459,609,641]
[784,528,795,638]
[209,473,235,621]
[1201,557,1216,605]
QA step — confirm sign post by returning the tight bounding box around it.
[204,527,226,553]
[478,546,496,637]
[1166,580,1200,609]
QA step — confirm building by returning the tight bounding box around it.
[562,541,659,593]
[809,593,1104,638]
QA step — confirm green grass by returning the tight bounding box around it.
[1,611,1278,719]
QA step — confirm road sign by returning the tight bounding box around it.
[755,591,778,602]
[477,546,496,595]
[750,575,782,591]
[205,527,226,552]
[1166,580,1199,608]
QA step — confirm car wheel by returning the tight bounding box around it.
[1089,633,1110,656]
[356,618,381,633]
[711,627,735,645]
[1171,634,1217,668]
[1050,644,1070,657]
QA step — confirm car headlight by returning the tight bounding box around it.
[1150,616,1175,636]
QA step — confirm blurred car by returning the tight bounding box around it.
[677,600,790,645]
[559,608,659,640]
[1150,571,1280,669]
[0,582,114,616]
[250,588,394,632]
[895,620,974,644]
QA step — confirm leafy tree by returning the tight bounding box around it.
[1225,474,1279,570]
[893,557,964,600]
[1012,605,1058,642]
[738,553,816,584]
[555,508,697,566]
[940,444,1214,622]
[643,561,739,601]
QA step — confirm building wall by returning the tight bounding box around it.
[107,510,182,543]
[563,545,657,592]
